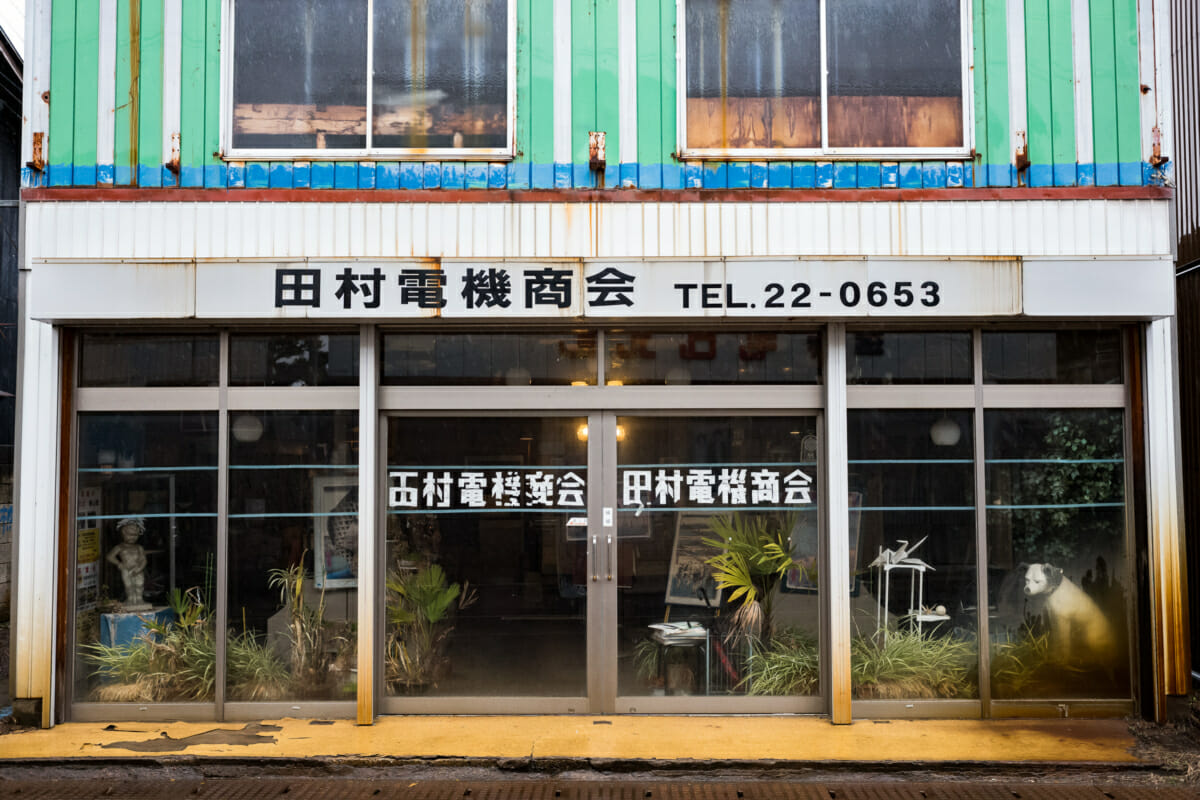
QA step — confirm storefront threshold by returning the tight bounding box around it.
[0,715,1143,767]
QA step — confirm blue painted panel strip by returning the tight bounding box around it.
[138,164,163,187]
[293,162,311,189]
[1028,164,1053,187]
[531,163,553,189]
[74,165,98,186]
[465,162,488,189]
[489,163,508,189]
[227,163,245,188]
[268,162,292,188]
[702,162,727,189]
[986,164,1012,187]
[750,162,768,188]
[1053,163,1076,187]
[662,163,683,189]
[922,162,946,189]
[311,162,335,189]
[424,163,442,189]
[377,162,400,190]
[619,163,638,188]
[793,162,816,188]
[98,164,116,185]
[1095,162,1119,186]
[856,162,881,189]
[684,162,702,188]
[880,163,899,188]
[333,162,357,188]
[767,162,791,188]
[640,164,662,189]
[946,162,964,188]
[400,163,422,190]
[833,162,856,188]
[443,163,466,189]
[162,167,178,187]
[554,163,572,188]
[204,164,225,188]
[604,164,618,187]
[1118,162,1142,186]
[245,162,269,188]
[899,162,922,188]
[508,162,531,190]
[47,164,72,186]
[357,162,376,189]
[180,165,202,187]
[727,161,750,188]
[572,164,594,188]
[815,162,834,188]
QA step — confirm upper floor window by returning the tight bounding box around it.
[681,0,970,157]
[227,0,514,158]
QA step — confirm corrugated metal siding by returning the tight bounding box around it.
[28,0,1166,191]
[23,199,1172,262]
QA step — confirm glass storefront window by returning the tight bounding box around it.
[985,409,1130,699]
[73,413,218,703]
[227,411,359,702]
[382,332,598,386]
[616,416,820,698]
[385,417,588,697]
[230,333,359,386]
[982,330,1123,384]
[79,333,219,387]
[848,409,977,700]
[605,331,821,385]
[847,331,972,385]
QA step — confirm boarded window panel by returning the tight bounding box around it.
[827,0,964,149]
[685,0,820,149]
[232,0,368,150]
[372,0,508,149]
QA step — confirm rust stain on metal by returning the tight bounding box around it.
[129,0,141,181]
[100,722,282,752]
[28,131,45,171]
[166,132,181,175]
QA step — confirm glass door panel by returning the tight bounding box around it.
[384,416,589,699]
[614,415,821,706]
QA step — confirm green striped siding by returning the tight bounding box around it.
[48,0,76,178]
[39,0,1157,189]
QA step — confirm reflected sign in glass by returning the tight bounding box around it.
[387,467,586,511]
[619,465,815,512]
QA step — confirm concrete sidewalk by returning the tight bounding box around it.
[0,716,1147,767]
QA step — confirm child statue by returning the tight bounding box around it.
[107,517,151,611]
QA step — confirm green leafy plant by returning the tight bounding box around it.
[850,629,977,699]
[384,564,476,692]
[703,513,798,644]
[742,628,820,696]
[266,557,355,699]
[990,623,1057,697]
[225,629,291,701]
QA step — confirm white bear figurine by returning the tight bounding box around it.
[1023,563,1116,665]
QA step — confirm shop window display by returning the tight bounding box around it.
[848,409,978,700]
[230,333,359,387]
[227,411,359,702]
[616,416,821,698]
[385,417,588,697]
[73,413,218,703]
[985,409,1130,699]
[605,331,821,386]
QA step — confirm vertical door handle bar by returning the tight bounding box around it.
[591,534,599,582]
[606,534,613,581]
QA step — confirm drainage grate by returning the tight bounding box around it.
[0,782,1194,800]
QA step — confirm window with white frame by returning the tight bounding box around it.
[682,0,969,156]
[227,0,513,157]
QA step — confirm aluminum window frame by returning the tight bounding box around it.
[220,0,518,162]
[675,0,975,161]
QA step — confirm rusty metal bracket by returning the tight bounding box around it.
[1150,127,1170,169]
[589,131,606,172]
[27,131,45,172]
[165,132,181,175]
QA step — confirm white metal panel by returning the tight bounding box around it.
[97,0,117,182]
[1071,0,1094,167]
[1153,0,1173,164]
[22,0,50,181]
[1007,0,1028,176]
[29,261,196,320]
[162,0,182,180]
[825,322,851,724]
[1138,0,1156,164]
[618,0,637,175]
[1022,256,1174,317]
[553,0,572,167]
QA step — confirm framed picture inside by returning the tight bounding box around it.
[313,476,358,589]
[785,491,863,595]
[665,511,721,607]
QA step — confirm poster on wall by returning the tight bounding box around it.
[76,487,102,611]
[314,477,358,590]
[665,511,723,607]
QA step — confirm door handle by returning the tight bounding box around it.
[606,534,613,582]
[591,534,599,582]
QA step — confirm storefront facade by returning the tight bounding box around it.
[10,0,1188,728]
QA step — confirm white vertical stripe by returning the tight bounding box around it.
[22,0,52,177]
[1070,0,1093,166]
[553,1,572,165]
[617,0,637,170]
[162,0,182,174]
[1006,0,1028,170]
[356,323,378,725]
[97,0,117,179]
[1152,0,1172,162]
[1137,0,1156,164]
[825,322,851,724]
